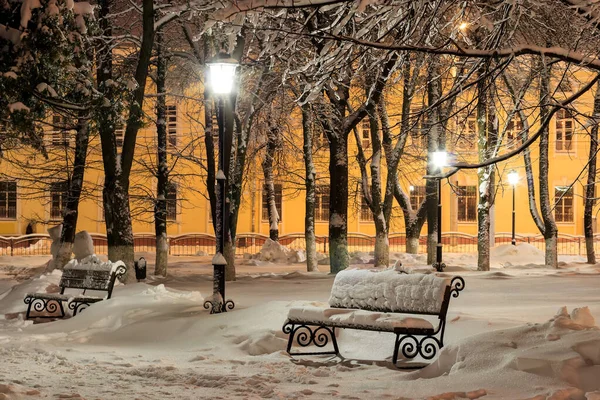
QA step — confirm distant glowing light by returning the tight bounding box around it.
[207,54,238,95]
[409,185,415,192]
[507,170,519,186]
[432,151,448,168]
[458,22,469,30]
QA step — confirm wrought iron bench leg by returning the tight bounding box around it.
[24,298,65,320]
[25,297,33,320]
[393,333,443,367]
[283,322,340,357]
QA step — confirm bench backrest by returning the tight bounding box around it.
[60,269,113,291]
[59,256,127,299]
[328,270,456,315]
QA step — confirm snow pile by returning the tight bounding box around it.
[255,239,305,263]
[328,270,449,313]
[349,251,373,264]
[411,307,600,397]
[492,243,544,258]
[64,254,124,273]
[21,284,204,343]
[0,270,62,314]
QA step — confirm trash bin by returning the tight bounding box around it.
[134,257,146,282]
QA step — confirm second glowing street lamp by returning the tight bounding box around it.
[508,170,519,246]
[432,151,447,272]
[204,53,238,314]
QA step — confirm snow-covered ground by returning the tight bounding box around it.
[0,244,599,399]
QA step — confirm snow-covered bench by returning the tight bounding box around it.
[24,255,126,320]
[282,269,465,367]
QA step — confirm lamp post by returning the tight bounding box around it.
[507,170,519,246]
[205,53,238,314]
[432,151,447,272]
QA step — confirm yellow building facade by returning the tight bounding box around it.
[0,74,595,247]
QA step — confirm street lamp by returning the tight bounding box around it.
[205,53,238,314]
[432,151,447,272]
[507,170,519,246]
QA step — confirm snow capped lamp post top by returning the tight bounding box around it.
[507,170,519,186]
[206,53,239,95]
[432,151,448,169]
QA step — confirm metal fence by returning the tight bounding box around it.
[0,231,596,257]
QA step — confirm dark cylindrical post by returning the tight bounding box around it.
[207,96,235,314]
[435,178,443,270]
[511,185,516,246]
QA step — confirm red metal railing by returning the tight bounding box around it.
[0,232,596,257]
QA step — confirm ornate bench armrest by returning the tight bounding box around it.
[450,276,465,298]
[114,264,127,280]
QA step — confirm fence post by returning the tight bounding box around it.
[10,238,13,257]
[324,237,327,254]
[578,237,581,256]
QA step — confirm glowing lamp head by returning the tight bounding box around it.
[459,22,469,31]
[409,185,415,192]
[207,53,238,95]
[507,170,519,186]
[432,151,448,169]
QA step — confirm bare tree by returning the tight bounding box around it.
[584,83,600,264]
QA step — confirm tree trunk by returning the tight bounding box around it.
[95,0,154,283]
[539,65,559,268]
[406,224,421,254]
[373,223,389,267]
[584,82,600,264]
[103,181,135,281]
[50,117,90,271]
[224,239,236,281]
[154,31,168,277]
[301,104,318,272]
[426,62,443,265]
[223,95,237,282]
[329,134,349,273]
[262,126,279,241]
[476,69,496,272]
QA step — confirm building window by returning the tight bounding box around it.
[51,115,69,147]
[555,186,574,223]
[115,124,124,147]
[166,184,177,221]
[166,105,177,146]
[315,185,329,222]
[0,181,17,219]
[455,111,476,149]
[361,119,370,149]
[360,190,371,221]
[50,181,69,220]
[409,185,426,208]
[457,185,477,222]
[506,117,523,149]
[555,109,574,152]
[262,183,282,222]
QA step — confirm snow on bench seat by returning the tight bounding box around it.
[328,269,450,314]
[287,302,434,332]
